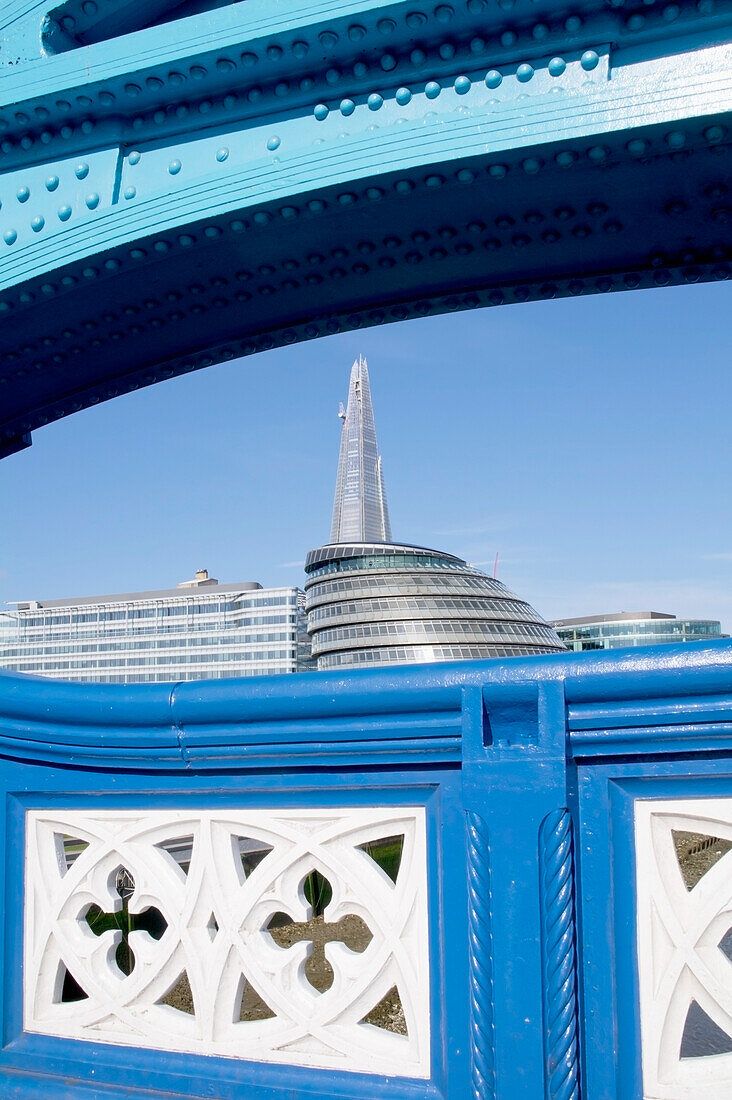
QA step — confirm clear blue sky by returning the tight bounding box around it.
[2,281,731,631]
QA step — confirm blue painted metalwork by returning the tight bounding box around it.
[0,639,730,1097]
[1,0,730,456]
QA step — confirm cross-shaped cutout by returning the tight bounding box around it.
[85,866,167,976]
[266,872,372,993]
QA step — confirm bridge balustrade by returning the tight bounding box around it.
[1,641,731,1098]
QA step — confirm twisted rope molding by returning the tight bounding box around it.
[467,810,495,1100]
[539,809,580,1100]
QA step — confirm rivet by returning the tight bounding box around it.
[241,51,257,66]
[45,175,59,192]
[17,186,30,203]
[75,162,89,180]
[500,30,517,47]
[627,138,647,155]
[556,150,576,167]
[58,205,72,221]
[368,93,383,110]
[666,130,685,149]
[548,57,567,77]
[267,135,281,149]
[381,53,397,70]
[378,17,396,33]
[425,174,444,187]
[533,22,549,39]
[411,48,426,65]
[489,163,507,178]
[516,63,534,82]
[124,186,136,199]
[588,145,608,161]
[627,12,645,28]
[86,192,100,209]
[216,146,229,161]
[425,81,441,99]
[435,5,454,21]
[457,168,475,183]
[394,179,414,194]
[396,87,412,105]
[338,192,356,204]
[440,43,456,60]
[485,70,502,89]
[522,157,542,173]
[662,2,680,16]
[130,248,145,260]
[326,68,341,85]
[565,14,582,31]
[293,39,309,57]
[308,199,325,212]
[128,150,141,165]
[470,36,486,53]
[31,215,45,232]
[581,50,600,71]
[169,159,182,174]
[406,11,426,27]
[314,103,329,120]
[454,75,471,94]
[704,125,725,143]
[3,229,17,245]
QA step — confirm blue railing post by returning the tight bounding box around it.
[462,676,580,1099]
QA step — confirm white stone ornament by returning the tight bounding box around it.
[636,798,732,1099]
[24,807,430,1078]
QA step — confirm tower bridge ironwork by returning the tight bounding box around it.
[0,0,730,458]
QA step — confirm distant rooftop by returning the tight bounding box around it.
[10,570,264,610]
[553,611,683,627]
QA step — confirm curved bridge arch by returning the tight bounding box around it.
[1,0,730,456]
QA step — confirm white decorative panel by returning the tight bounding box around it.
[636,799,732,1099]
[24,807,430,1078]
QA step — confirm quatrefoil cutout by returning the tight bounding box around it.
[25,808,430,1078]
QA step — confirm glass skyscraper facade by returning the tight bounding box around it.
[553,611,726,651]
[306,358,565,669]
[330,355,391,544]
[0,570,313,682]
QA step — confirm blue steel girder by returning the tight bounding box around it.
[0,0,730,457]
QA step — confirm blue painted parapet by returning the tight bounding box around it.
[1,640,731,1098]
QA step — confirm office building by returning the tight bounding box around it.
[305,357,565,669]
[553,611,726,652]
[0,570,312,683]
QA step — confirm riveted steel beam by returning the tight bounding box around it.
[0,0,730,455]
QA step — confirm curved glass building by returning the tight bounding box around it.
[305,357,564,669]
[553,611,726,651]
[305,542,565,668]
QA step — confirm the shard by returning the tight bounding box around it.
[329,355,392,544]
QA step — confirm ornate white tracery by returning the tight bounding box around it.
[24,807,430,1078]
[636,798,732,1099]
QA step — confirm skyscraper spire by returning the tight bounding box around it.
[330,355,392,543]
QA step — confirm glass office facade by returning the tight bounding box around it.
[553,612,726,652]
[305,542,565,669]
[0,576,313,682]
